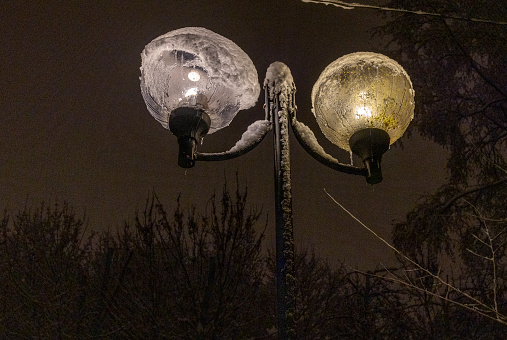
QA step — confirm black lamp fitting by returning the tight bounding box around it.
[349,128,390,184]
[169,107,211,168]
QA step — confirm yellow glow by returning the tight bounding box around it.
[355,106,372,119]
[187,71,200,82]
[311,52,414,151]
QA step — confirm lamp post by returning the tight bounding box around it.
[140,27,414,339]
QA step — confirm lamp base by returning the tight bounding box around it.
[349,128,390,184]
[169,107,211,168]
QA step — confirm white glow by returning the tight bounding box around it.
[355,106,372,118]
[185,88,198,97]
[188,70,200,81]
[141,27,260,134]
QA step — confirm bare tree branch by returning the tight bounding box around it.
[301,0,507,25]
[439,178,507,212]
[324,188,507,325]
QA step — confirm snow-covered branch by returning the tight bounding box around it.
[439,178,507,212]
[291,120,367,176]
[301,0,507,25]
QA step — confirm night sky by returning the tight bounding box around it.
[1,0,447,269]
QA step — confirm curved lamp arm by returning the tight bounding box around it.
[290,115,368,176]
[195,120,272,161]
[143,76,271,163]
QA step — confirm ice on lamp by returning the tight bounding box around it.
[311,52,415,152]
[140,27,260,134]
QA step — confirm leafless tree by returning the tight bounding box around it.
[91,183,269,338]
[0,203,95,338]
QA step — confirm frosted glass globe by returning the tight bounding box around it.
[311,52,415,151]
[140,27,260,134]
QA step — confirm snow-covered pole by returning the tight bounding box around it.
[264,62,296,340]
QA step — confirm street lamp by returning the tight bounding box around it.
[140,27,414,339]
[311,52,414,184]
[140,27,260,168]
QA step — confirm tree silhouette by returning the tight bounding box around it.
[4,173,505,337]
[374,0,507,335]
[88,183,269,338]
[303,1,507,335]
[0,182,271,338]
[376,0,507,183]
[0,203,94,338]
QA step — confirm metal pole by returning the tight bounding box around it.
[266,81,296,339]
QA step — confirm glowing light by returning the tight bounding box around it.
[185,88,198,97]
[188,70,200,81]
[311,52,414,151]
[140,27,260,134]
[355,106,372,119]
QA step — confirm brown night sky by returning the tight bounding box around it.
[1,0,447,269]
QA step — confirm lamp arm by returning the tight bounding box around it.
[290,115,368,176]
[195,120,271,161]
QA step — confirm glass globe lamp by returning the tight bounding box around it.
[311,52,415,183]
[140,27,260,167]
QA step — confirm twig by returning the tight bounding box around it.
[439,179,507,213]
[464,200,502,320]
[324,188,507,324]
[301,0,507,25]
[358,269,507,325]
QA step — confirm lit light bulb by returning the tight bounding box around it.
[185,88,198,97]
[140,27,260,134]
[355,106,372,119]
[187,70,200,81]
[312,52,414,152]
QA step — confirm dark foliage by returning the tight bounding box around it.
[0,195,443,339]
[0,185,276,338]
[0,203,94,338]
[376,0,507,185]
[1,178,505,338]
[89,184,268,338]
[373,0,507,336]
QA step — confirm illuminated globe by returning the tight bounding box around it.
[311,52,415,152]
[140,27,260,134]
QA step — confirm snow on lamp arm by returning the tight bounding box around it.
[140,29,414,180]
[140,28,414,340]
